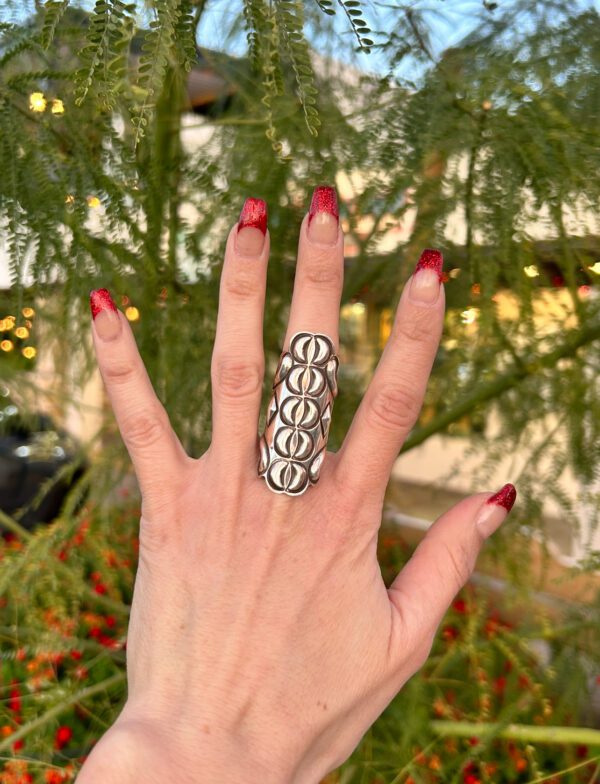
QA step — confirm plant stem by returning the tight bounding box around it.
[431,720,600,746]
[0,672,126,752]
[401,319,600,453]
[0,509,32,540]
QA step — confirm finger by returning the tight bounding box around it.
[335,249,445,499]
[388,484,517,656]
[211,198,270,464]
[90,288,188,500]
[284,185,344,349]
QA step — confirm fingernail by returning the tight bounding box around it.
[409,249,444,304]
[90,288,121,341]
[236,198,267,256]
[307,185,339,245]
[476,483,517,539]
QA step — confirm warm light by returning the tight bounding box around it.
[14,327,29,339]
[22,346,37,359]
[471,283,481,296]
[588,262,600,275]
[350,302,366,315]
[87,195,101,208]
[51,98,65,115]
[22,307,34,318]
[448,268,461,279]
[444,339,458,350]
[125,306,140,322]
[1,340,14,352]
[461,307,479,325]
[482,99,492,111]
[524,264,540,278]
[29,92,47,112]
[1,316,16,330]
[65,194,75,205]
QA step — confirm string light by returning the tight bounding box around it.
[588,262,600,275]
[14,327,29,339]
[524,265,540,278]
[29,92,47,112]
[22,347,37,359]
[51,98,65,115]
[461,307,479,325]
[0,316,16,330]
[22,307,35,318]
[448,268,461,279]
[1,340,14,352]
[87,195,101,208]
[125,306,140,322]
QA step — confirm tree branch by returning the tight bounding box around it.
[402,320,600,453]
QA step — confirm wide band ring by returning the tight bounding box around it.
[258,331,339,496]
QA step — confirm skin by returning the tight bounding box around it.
[77,198,513,784]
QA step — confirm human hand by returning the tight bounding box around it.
[77,187,515,784]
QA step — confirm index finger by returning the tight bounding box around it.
[90,289,189,508]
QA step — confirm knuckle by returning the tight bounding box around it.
[213,357,263,399]
[103,360,139,386]
[439,537,473,592]
[121,408,167,450]
[302,248,342,287]
[223,268,262,300]
[393,309,439,345]
[367,384,421,432]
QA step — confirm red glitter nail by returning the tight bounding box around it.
[238,198,267,235]
[486,483,517,512]
[90,288,117,319]
[309,185,339,224]
[415,249,444,281]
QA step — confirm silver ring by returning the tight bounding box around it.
[258,332,339,496]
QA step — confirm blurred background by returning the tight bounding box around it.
[0,1,599,781]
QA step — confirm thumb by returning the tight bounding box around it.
[388,484,516,643]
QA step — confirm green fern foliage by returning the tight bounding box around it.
[75,0,136,110]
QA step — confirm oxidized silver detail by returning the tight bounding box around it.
[259,332,339,496]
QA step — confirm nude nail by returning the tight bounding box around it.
[476,483,517,539]
[236,198,267,256]
[90,289,121,341]
[409,249,444,304]
[307,185,339,245]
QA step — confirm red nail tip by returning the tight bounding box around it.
[487,483,517,512]
[90,288,117,319]
[415,248,444,281]
[308,185,339,224]
[238,198,267,235]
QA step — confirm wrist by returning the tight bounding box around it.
[76,709,324,784]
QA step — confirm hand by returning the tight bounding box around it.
[77,187,515,784]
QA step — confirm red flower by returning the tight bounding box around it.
[12,738,25,751]
[70,650,83,661]
[576,744,589,759]
[45,771,68,784]
[88,627,102,639]
[105,615,116,628]
[55,726,73,750]
[90,571,102,583]
[493,676,507,694]
[452,598,467,614]
[442,625,459,641]
[518,674,530,689]
[94,583,107,595]
[8,685,22,713]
